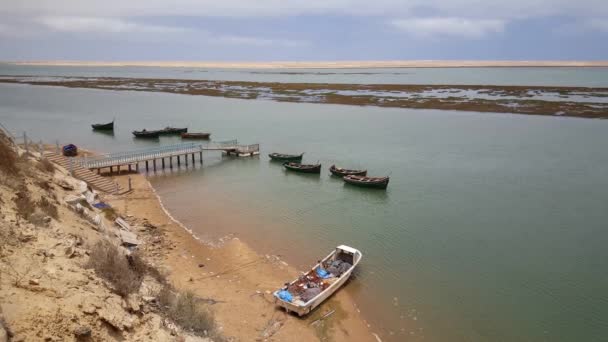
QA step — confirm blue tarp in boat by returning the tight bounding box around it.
[93,202,111,209]
[278,290,293,302]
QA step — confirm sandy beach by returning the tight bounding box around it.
[106,172,376,341]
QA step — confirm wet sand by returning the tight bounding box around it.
[1,76,607,118]
[105,172,376,341]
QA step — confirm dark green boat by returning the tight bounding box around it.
[269,152,304,162]
[343,175,389,189]
[283,162,321,174]
[92,120,114,131]
[159,127,188,135]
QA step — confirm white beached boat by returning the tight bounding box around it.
[273,245,362,316]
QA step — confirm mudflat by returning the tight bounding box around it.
[1,76,607,118]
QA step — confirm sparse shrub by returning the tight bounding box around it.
[0,137,19,176]
[37,197,58,220]
[77,199,93,211]
[13,187,35,221]
[28,212,48,227]
[35,180,52,191]
[36,158,55,174]
[157,286,218,337]
[86,240,144,297]
[102,207,118,221]
[129,251,165,285]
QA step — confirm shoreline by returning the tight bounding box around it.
[4,60,608,69]
[106,171,377,341]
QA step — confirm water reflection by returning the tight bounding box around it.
[92,129,115,137]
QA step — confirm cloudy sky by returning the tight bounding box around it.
[1,0,607,61]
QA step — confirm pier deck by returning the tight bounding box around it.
[75,140,259,172]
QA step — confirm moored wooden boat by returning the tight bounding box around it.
[343,175,390,189]
[132,129,161,138]
[329,164,367,177]
[273,245,362,316]
[268,152,304,162]
[283,162,321,174]
[91,120,114,131]
[181,132,211,139]
[159,127,187,135]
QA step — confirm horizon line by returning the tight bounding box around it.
[3,60,608,69]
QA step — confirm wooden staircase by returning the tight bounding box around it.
[45,152,122,194]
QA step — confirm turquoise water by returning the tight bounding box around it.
[1,82,608,341]
[2,64,608,86]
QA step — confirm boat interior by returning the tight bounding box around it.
[281,248,355,306]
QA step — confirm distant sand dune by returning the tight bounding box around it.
[5,60,608,69]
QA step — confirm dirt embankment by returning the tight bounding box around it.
[0,132,375,341]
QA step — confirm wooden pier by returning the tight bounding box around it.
[75,140,259,174]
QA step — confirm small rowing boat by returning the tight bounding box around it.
[329,165,367,177]
[283,162,321,174]
[343,175,390,189]
[274,245,362,316]
[132,129,161,138]
[269,152,304,162]
[159,127,187,135]
[181,132,211,139]
[91,120,114,131]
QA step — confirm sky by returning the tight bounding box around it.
[0,0,607,61]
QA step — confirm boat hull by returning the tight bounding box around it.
[132,130,160,138]
[268,153,304,162]
[91,122,114,131]
[159,127,188,135]
[343,175,389,189]
[181,132,210,139]
[273,245,362,316]
[329,165,367,177]
[283,162,321,173]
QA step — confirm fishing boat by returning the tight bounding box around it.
[132,129,161,138]
[181,132,211,139]
[268,152,304,162]
[62,144,78,157]
[91,120,114,131]
[159,127,187,135]
[273,245,362,316]
[343,175,390,189]
[283,162,321,174]
[329,165,367,177]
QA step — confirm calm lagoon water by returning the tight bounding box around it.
[1,79,608,341]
